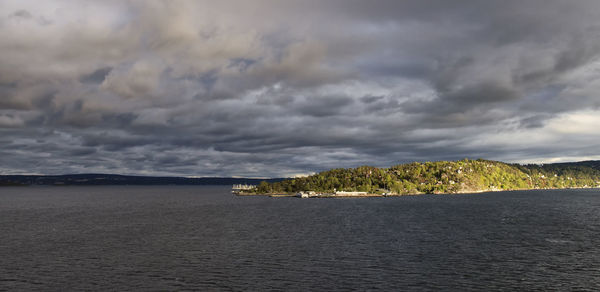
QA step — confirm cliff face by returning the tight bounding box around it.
[253,159,600,195]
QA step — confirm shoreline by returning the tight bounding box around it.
[235,186,600,198]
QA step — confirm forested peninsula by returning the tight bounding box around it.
[246,159,600,196]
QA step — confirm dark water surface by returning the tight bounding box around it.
[2,186,600,291]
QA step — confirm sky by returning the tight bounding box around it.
[2,0,600,177]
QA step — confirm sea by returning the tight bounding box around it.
[1,186,600,291]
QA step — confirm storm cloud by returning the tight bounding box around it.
[2,0,600,177]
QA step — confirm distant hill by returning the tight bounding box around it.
[251,159,600,195]
[0,174,284,186]
[533,160,600,171]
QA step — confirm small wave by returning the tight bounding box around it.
[545,238,574,244]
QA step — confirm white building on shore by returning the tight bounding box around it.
[335,191,368,196]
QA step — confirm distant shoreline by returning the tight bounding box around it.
[0,174,285,186]
[236,186,600,198]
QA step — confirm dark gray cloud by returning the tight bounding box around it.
[11,9,32,19]
[1,0,600,177]
[80,67,113,84]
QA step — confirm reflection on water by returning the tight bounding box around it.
[1,186,600,290]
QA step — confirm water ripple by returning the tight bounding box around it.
[1,186,600,290]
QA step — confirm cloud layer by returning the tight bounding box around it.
[2,0,600,177]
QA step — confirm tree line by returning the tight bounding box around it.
[252,159,600,195]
